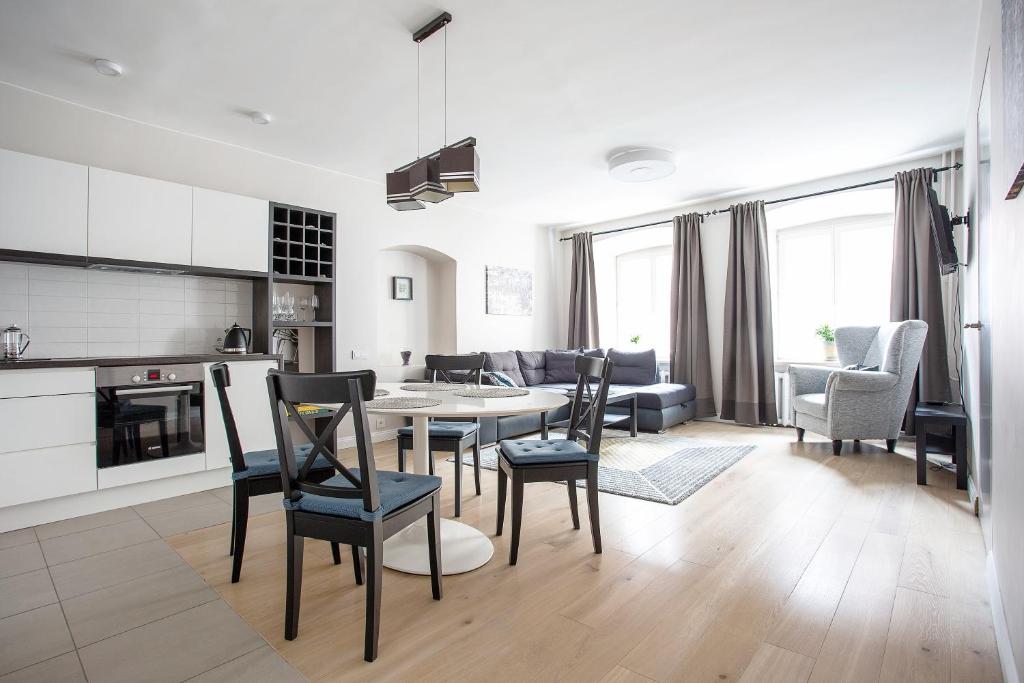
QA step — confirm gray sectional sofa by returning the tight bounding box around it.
[471,347,697,444]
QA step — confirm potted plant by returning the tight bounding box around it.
[629,335,641,345]
[815,324,837,361]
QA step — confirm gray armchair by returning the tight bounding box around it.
[789,321,928,455]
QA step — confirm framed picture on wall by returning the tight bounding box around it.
[392,276,413,300]
[485,265,533,316]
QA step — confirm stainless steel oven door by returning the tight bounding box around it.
[96,379,204,469]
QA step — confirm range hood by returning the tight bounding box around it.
[87,263,186,276]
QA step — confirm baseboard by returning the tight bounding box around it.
[987,551,1022,683]
[336,428,398,450]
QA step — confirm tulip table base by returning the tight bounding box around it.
[383,518,494,575]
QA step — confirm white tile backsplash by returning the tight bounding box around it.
[0,263,254,358]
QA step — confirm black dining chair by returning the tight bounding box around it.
[496,355,613,565]
[396,353,483,517]
[267,368,442,662]
[209,363,352,584]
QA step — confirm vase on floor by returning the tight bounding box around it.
[822,340,837,362]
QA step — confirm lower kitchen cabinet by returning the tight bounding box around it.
[0,443,96,507]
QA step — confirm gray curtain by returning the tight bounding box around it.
[891,168,951,433]
[567,232,600,348]
[670,213,716,417]
[721,201,778,425]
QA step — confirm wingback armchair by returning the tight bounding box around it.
[789,320,928,455]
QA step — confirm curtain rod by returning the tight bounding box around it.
[558,162,963,242]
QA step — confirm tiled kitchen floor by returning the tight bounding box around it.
[0,488,304,683]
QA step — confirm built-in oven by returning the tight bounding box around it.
[95,364,205,469]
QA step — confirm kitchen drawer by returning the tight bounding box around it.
[97,452,206,489]
[0,368,95,399]
[0,443,97,507]
[0,393,95,454]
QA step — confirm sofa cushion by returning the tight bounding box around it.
[544,350,580,383]
[793,393,827,419]
[632,383,696,410]
[484,351,526,387]
[607,347,657,385]
[485,371,519,387]
[498,438,594,465]
[582,347,606,358]
[516,350,547,385]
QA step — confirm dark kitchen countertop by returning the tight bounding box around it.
[0,353,283,370]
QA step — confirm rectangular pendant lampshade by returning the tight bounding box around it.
[386,170,426,211]
[440,145,480,192]
[408,158,453,203]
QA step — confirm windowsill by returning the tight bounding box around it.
[774,359,840,373]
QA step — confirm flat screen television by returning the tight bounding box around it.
[927,186,958,275]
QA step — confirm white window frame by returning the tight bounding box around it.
[614,245,672,361]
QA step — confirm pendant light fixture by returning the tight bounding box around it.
[387,11,479,210]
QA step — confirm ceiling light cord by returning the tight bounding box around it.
[416,42,421,157]
[443,23,447,146]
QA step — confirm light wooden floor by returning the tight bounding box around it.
[168,422,1003,683]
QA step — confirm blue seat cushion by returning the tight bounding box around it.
[397,421,479,438]
[235,444,331,480]
[286,469,441,520]
[498,438,596,465]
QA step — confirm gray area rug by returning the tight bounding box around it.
[458,433,755,505]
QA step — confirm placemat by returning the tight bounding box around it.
[374,389,389,397]
[399,382,463,392]
[452,387,530,398]
[365,397,441,409]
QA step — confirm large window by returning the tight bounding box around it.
[773,215,893,361]
[615,246,672,359]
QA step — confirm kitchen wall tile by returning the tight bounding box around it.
[28,342,88,359]
[87,342,140,357]
[29,327,88,344]
[139,341,185,356]
[28,280,86,298]
[139,274,185,289]
[0,293,29,311]
[89,327,139,343]
[140,313,185,329]
[140,328,185,343]
[0,277,29,295]
[0,263,28,279]
[88,298,140,314]
[87,270,139,286]
[140,285,185,302]
[184,277,224,291]
[138,299,184,315]
[185,301,225,316]
[185,314,225,331]
[88,312,138,328]
[88,282,138,300]
[28,265,87,282]
[29,296,88,312]
[0,312,29,329]
[184,288,226,304]
[30,310,87,327]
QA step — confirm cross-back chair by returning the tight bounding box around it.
[209,362,348,584]
[267,369,442,662]
[496,355,613,565]
[397,353,484,516]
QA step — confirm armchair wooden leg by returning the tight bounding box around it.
[331,542,341,565]
[886,439,897,453]
[567,480,580,529]
[284,516,303,641]
[795,427,805,442]
[586,463,602,554]
[351,545,364,585]
[496,462,507,536]
[427,494,442,600]
[230,483,249,584]
[832,440,842,456]
[509,471,524,566]
[364,522,383,662]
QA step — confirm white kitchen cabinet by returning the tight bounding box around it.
[88,167,193,265]
[0,148,88,255]
[0,367,95,399]
[0,443,96,507]
[0,393,95,454]
[192,188,268,273]
[203,360,278,471]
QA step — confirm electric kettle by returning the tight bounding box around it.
[218,323,251,354]
[2,324,30,361]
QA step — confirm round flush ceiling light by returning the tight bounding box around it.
[249,111,272,125]
[93,59,123,77]
[608,148,676,182]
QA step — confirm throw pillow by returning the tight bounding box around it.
[607,347,657,385]
[543,350,579,383]
[844,363,880,372]
[483,351,526,386]
[516,350,547,385]
[485,371,518,388]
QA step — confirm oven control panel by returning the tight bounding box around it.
[96,363,203,388]
[129,369,179,383]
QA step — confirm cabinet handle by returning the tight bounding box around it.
[963,322,983,330]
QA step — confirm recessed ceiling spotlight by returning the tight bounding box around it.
[608,148,676,182]
[93,59,123,77]
[250,111,272,125]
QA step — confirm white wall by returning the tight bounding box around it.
[375,250,431,367]
[0,82,559,369]
[558,155,947,413]
[961,0,1024,679]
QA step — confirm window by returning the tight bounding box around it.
[615,246,672,359]
[773,215,893,361]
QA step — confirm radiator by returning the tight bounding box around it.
[775,371,792,426]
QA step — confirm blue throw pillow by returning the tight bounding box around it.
[485,371,518,387]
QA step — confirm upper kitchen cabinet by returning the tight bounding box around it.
[88,167,193,265]
[192,187,268,273]
[0,148,88,256]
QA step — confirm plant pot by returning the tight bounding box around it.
[822,340,837,362]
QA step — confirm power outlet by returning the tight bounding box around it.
[351,349,369,360]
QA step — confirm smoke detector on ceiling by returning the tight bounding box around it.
[608,148,676,182]
[250,111,273,125]
[93,59,123,77]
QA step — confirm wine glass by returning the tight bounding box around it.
[284,292,295,321]
[310,294,319,322]
[299,297,309,322]
[272,293,281,320]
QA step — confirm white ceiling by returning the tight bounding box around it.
[0,0,978,228]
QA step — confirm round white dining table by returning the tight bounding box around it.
[324,381,569,575]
